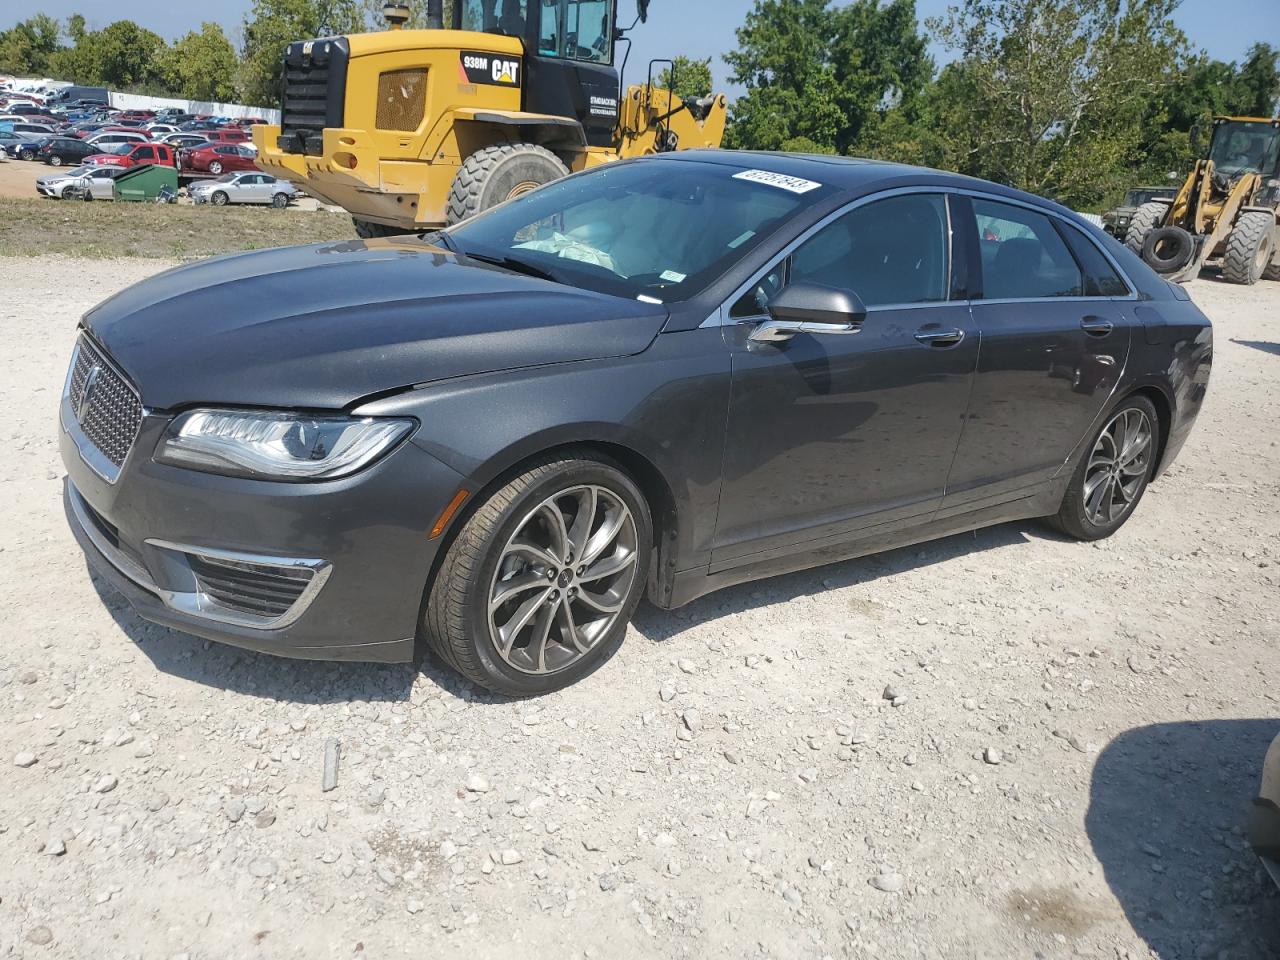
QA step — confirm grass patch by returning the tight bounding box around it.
[0,196,357,259]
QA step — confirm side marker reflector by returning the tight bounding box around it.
[429,489,469,539]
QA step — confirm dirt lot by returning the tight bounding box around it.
[0,256,1277,959]
[0,157,355,258]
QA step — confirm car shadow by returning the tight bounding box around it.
[1230,339,1280,358]
[632,519,1057,642]
[84,561,460,705]
[1086,720,1280,957]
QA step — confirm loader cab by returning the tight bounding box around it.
[1207,117,1280,180]
[454,0,622,147]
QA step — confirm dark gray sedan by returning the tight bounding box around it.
[59,152,1212,695]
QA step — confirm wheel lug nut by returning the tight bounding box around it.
[576,565,585,576]
[546,570,556,580]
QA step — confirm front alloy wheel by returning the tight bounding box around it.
[424,455,652,696]
[488,485,640,675]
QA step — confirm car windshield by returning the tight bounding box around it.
[1208,120,1280,177]
[100,142,132,154]
[215,174,237,183]
[448,159,834,302]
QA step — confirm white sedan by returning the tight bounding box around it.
[188,172,299,208]
[35,164,125,200]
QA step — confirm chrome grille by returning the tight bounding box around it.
[68,337,142,470]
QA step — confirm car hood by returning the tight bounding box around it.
[83,238,669,411]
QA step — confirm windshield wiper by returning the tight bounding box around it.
[461,250,561,284]
[420,229,456,252]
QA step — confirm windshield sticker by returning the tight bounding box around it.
[728,230,755,249]
[659,269,687,283]
[732,169,822,194]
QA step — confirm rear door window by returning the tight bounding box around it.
[973,198,1083,299]
[1058,222,1130,297]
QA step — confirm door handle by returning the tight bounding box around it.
[1080,316,1114,336]
[913,326,965,347]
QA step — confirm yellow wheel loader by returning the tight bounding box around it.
[1123,116,1280,285]
[253,0,727,237]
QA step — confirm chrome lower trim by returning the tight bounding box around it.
[68,484,331,631]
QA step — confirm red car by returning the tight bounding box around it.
[85,142,175,168]
[182,142,257,175]
[203,128,250,144]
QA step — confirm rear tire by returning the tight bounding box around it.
[423,454,652,697]
[446,142,569,225]
[1222,211,1276,286]
[1047,394,1160,542]
[208,161,223,175]
[1124,201,1169,258]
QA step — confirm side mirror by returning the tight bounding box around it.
[750,281,867,342]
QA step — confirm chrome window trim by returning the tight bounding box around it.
[703,184,1139,328]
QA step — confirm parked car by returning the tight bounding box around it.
[36,135,98,165]
[35,163,125,199]
[57,152,1213,695]
[182,142,258,175]
[1,121,55,139]
[0,129,38,157]
[1102,186,1177,241]
[1252,732,1280,890]
[190,172,298,207]
[145,123,180,136]
[85,141,175,168]
[200,128,251,145]
[158,133,211,152]
[85,131,149,149]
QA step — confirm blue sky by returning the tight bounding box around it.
[4,0,1277,95]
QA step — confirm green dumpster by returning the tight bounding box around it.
[114,164,179,202]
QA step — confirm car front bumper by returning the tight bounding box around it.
[59,370,466,663]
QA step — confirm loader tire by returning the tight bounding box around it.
[1223,211,1276,286]
[1124,201,1169,258]
[352,218,411,239]
[447,143,569,225]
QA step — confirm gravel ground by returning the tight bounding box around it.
[1,257,1278,960]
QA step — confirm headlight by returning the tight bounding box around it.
[154,409,415,480]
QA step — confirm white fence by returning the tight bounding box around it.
[107,92,280,124]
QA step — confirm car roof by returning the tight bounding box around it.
[651,149,1082,219]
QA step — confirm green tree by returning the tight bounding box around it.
[658,55,713,100]
[723,0,930,154]
[66,14,87,44]
[925,0,1186,207]
[161,23,239,102]
[240,0,366,107]
[0,14,61,75]
[1231,43,1280,118]
[362,0,455,29]
[47,20,169,90]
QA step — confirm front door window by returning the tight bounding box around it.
[537,0,612,63]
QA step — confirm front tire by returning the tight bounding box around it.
[48,155,62,166]
[423,454,652,696]
[210,191,228,206]
[1047,395,1160,541]
[271,192,288,208]
[446,142,569,225]
[1124,201,1169,258]
[1222,211,1276,286]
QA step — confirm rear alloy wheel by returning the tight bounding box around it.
[1124,201,1169,258]
[1223,211,1276,286]
[1047,395,1159,541]
[19,147,35,161]
[447,142,569,225]
[208,161,223,175]
[210,191,229,206]
[423,455,651,696]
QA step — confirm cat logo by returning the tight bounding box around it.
[460,51,521,87]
